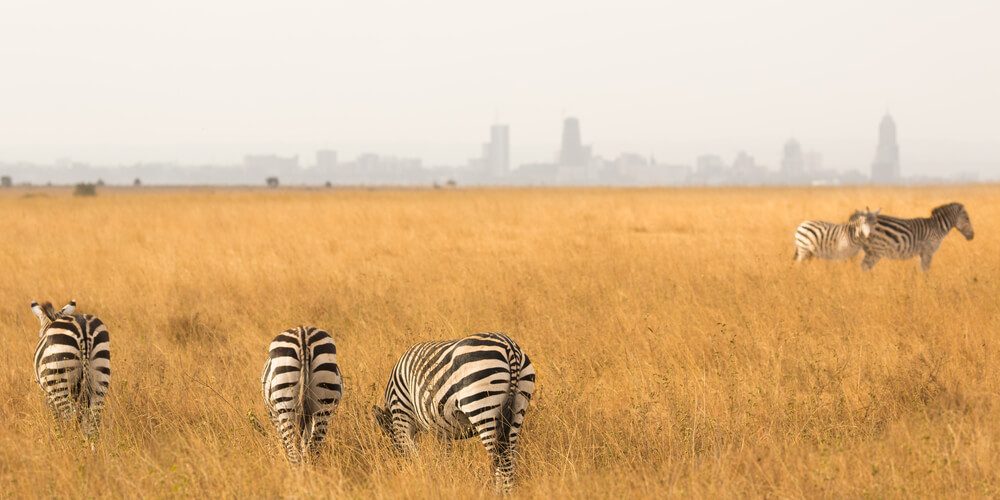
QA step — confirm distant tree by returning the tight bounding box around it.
[1,175,11,188]
[96,179,106,187]
[324,181,332,188]
[74,183,97,196]
[133,178,142,187]
[445,179,457,188]
[266,177,279,188]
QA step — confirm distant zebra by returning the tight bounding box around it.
[261,326,343,464]
[372,332,536,493]
[860,202,974,271]
[31,300,111,439]
[793,209,878,261]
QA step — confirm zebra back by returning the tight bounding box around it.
[32,301,111,438]
[374,332,536,492]
[261,326,343,463]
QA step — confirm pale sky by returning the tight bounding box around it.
[1,0,998,175]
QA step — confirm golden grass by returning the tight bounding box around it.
[1,185,998,498]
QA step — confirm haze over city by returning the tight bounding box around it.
[1,1,998,182]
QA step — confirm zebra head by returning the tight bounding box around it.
[932,203,974,240]
[849,208,879,239]
[371,405,403,451]
[30,300,76,336]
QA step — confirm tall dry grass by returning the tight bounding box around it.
[0,185,998,498]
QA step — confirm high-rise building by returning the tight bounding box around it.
[559,117,590,166]
[780,138,805,175]
[316,150,338,170]
[486,124,509,176]
[871,113,900,183]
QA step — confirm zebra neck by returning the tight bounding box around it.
[932,212,955,235]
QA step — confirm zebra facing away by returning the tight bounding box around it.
[793,209,879,261]
[372,332,536,493]
[31,300,111,439]
[860,202,975,271]
[261,326,343,464]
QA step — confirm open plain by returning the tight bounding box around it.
[1,185,998,498]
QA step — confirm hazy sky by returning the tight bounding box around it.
[1,1,998,175]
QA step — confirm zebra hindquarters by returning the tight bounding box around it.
[496,358,536,493]
[462,362,536,493]
[301,333,342,457]
[262,357,306,464]
[81,324,111,440]
[36,341,84,428]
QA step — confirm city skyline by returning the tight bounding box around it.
[1,1,998,177]
[0,113,988,186]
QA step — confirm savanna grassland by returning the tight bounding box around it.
[1,185,998,498]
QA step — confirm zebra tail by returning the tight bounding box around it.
[296,330,311,454]
[79,336,95,436]
[501,347,522,437]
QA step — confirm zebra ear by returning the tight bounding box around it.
[60,300,76,316]
[30,301,44,320]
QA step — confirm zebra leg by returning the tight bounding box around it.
[920,252,934,271]
[270,407,303,464]
[305,410,334,458]
[793,247,810,262]
[44,395,70,437]
[861,252,880,271]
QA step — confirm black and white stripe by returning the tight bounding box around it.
[31,300,111,439]
[793,210,877,261]
[261,326,343,464]
[861,202,974,271]
[372,332,536,492]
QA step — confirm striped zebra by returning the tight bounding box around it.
[372,332,536,493]
[793,209,878,261]
[261,326,343,464]
[860,202,974,271]
[31,300,111,439]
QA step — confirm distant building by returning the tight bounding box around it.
[476,124,509,177]
[731,151,768,182]
[780,138,805,175]
[244,154,299,177]
[559,117,591,167]
[871,113,900,183]
[316,150,338,170]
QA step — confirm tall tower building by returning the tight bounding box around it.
[780,138,805,175]
[487,124,510,176]
[559,117,589,166]
[871,113,900,183]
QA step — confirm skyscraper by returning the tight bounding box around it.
[487,124,510,176]
[559,117,590,166]
[316,150,338,170]
[871,113,900,183]
[780,138,805,175]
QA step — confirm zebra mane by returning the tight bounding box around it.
[932,202,963,220]
[38,302,59,321]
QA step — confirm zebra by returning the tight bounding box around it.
[793,209,879,261]
[261,326,343,464]
[371,332,536,493]
[860,202,974,271]
[31,300,111,439]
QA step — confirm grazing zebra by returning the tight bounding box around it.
[860,202,974,271]
[31,300,111,439]
[793,209,879,261]
[261,326,343,464]
[372,332,536,493]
